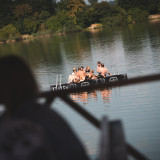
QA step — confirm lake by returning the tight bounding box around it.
[0,22,160,160]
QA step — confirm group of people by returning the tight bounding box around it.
[68,61,111,83]
[0,55,89,160]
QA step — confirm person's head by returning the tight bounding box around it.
[0,55,38,110]
[101,63,104,67]
[78,67,81,71]
[86,66,90,71]
[91,70,94,73]
[97,61,101,67]
[81,66,84,71]
[73,68,77,73]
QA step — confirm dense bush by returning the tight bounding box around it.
[128,8,149,23]
[76,7,95,28]
[115,0,160,14]
[23,18,39,34]
[101,14,126,27]
[100,8,128,27]
[46,11,82,33]
[14,18,39,35]
[0,24,21,42]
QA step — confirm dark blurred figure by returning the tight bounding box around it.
[0,55,89,160]
[0,119,56,160]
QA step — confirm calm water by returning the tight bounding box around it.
[0,22,160,160]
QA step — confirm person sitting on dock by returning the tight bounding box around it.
[68,68,78,83]
[0,55,89,160]
[76,66,81,81]
[76,66,86,82]
[85,66,90,74]
[89,70,95,79]
[100,63,111,77]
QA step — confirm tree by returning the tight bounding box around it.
[67,0,86,24]
[13,0,57,14]
[91,1,119,23]
[46,10,79,33]
[0,24,21,41]
[76,6,95,27]
[0,0,14,28]
[13,4,32,19]
[88,0,97,5]
[57,0,70,12]
[128,8,148,23]
[115,0,160,14]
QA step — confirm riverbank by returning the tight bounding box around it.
[0,31,63,44]
[1,14,160,45]
[149,14,160,22]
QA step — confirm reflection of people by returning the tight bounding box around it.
[100,88,111,103]
[100,63,111,77]
[0,56,89,160]
[71,91,98,103]
[80,92,88,103]
[89,91,97,100]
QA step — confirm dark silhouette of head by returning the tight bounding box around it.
[101,63,104,67]
[0,55,38,113]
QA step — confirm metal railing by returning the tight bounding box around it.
[40,73,160,160]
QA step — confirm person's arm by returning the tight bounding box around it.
[68,75,71,83]
[106,68,111,75]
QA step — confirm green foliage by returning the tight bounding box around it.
[100,6,129,27]
[0,0,155,42]
[14,17,39,34]
[13,4,32,19]
[57,0,70,12]
[0,24,21,41]
[128,8,149,23]
[23,18,39,34]
[13,0,57,15]
[101,14,127,27]
[67,0,86,24]
[46,11,82,33]
[116,0,160,14]
[76,6,95,28]
[91,2,121,23]
[158,5,160,13]
[0,0,14,28]
[38,10,51,22]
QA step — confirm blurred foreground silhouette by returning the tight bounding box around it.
[0,55,89,160]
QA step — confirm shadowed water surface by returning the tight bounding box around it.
[0,22,160,160]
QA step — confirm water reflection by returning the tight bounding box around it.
[70,88,111,104]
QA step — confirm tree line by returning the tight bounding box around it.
[0,0,160,42]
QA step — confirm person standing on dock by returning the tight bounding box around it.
[0,55,89,160]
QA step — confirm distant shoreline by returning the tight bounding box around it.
[1,15,160,45]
